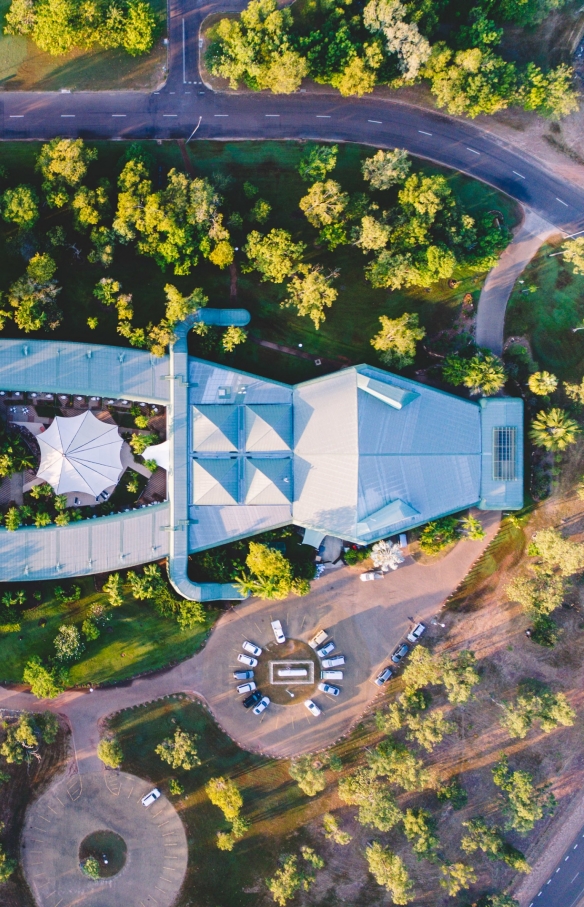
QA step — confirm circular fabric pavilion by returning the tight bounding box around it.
[37,410,123,497]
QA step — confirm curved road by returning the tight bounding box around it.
[1,0,584,235]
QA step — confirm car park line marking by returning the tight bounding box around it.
[368,119,382,124]
[214,114,228,117]
[513,170,526,178]
[61,115,75,117]
[467,147,480,154]
[556,197,569,206]
[158,819,170,827]
[9,115,24,118]
[418,130,432,135]
[160,877,174,883]
[316,115,331,118]
[112,114,127,117]
[163,114,178,117]
[265,114,280,117]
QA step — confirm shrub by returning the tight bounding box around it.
[97,738,123,768]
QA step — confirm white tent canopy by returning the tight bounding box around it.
[37,411,123,497]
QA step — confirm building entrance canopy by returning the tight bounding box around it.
[37,410,123,497]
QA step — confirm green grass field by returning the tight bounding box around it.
[0,0,166,90]
[0,577,216,684]
[505,239,584,382]
[0,140,519,386]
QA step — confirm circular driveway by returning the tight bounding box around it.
[22,771,188,907]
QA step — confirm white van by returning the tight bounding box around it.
[322,655,345,668]
[308,629,328,649]
[321,670,343,680]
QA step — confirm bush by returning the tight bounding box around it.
[97,738,123,768]
[419,517,460,555]
[344,546,370,565]
[81,856,100,879]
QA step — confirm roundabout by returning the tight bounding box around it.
[22,771,188,907]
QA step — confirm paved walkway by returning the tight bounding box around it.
[0,510,500,769]
[475,208,559,355]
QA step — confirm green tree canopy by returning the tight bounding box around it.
[529,408,580,452]
[362,148,411,190]
[370,312,425,369]
[282,266,338,329]
[2,184,39,229]
[244,228,305,283]
[155,728,201,770]
[7,253,62,333]
[338,768,403,830]
[528,370,557,396]
[365,843,414,905]
[298,144,338,183]
[289,756,327,796]
[23,656,69,699]
[205,776,243,820]
[492,753,555,833]
[97,738,123,768]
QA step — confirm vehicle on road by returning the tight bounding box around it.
[253,696,270,715]
[317,641,335,658]
[322,655,345,668]
[321,670,343,680]
[271,619,286,644]
[407,623,426,643]
[360,571,384,582]
[373,666,394,686]
[242,640,262,657]
[238,653,258,667]
[318,682,341,697]
[237,682,256,694]
[243,690,262,709]
[233,670,254,681]
[304,699,321,716]
[308,629,328,649]
[141,788,161,807]
[391,643,410,664]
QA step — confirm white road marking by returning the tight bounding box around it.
[556,868,561,873]
[182,18,186,84]
[61,115,75,118]
[513,170,526,179]
[547,879,551,884]
[214,114,228,117]
[9,115,24,118]
[565,855,570,861]
[572,872,580,882]
[467,147,480,154]
[368,119,382,124]
[575,844,579,849]
[112,114,127,117]
[163,114,178,117]
[556,197,569,206]
[418,130,432,135]
[316,115,331,118]
[265,114,280,117]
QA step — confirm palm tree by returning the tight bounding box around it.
[529,408,580,452]
[528,371,558,396]
[463,354,506,396]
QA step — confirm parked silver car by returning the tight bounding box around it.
[322,655,345,668]
[318,682,340,698]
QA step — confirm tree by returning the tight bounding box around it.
[281,266,338,329]
[371,539,405,571]
[0,844,17,883]
[506,573,565,617]
[529,408,580,452]
[299,180,349,230]
[528,371,557,396]
[364,0,431,81]
[222,325,247,352]
[370,313,426,369]
[82,617,100,641]
[439,862,477,896]
[463,353,506,395]
[353,215,391,252]
[563,236,584,275]
[54,624,84,661]
[298,144,338,183]
[402,808,438,858]
[0,713,39,764]
[40,711,59,744]
[362,149,411,190]
[338,768,403,830]
[461,817,530,872]
[0,424,35,478]
[81,856,101,879]
[8,253,62,332]
[564,378,584,406]
[530,527,584,577]
[176,600,206,630]
[367,739,431,791]
[250,199,271,223]
[23,656,68,699]
[2,185,39,229]
[424,44,517,118]
[156,728,201,770]
[520,63,579,120]
[205,776,243,821]
[405,710,455,751]
[322,812,351,845]
[500,685,575,739]
[492,754,555,833]
[37,139,97,207]
[332,55,377,96]
[436,777,467,809]
[97,738,123,768]
[441,650,480,704]
[365,843,414,905]
[129,432,159,456]
[123,0,158,55]
[235,542,308,600]
[289,756,326,796]
[266,851,320,906]
[477,896,520,907]
[244,229,305,283]
[103,572,124,607]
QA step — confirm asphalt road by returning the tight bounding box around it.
[1,0,584,233]
[527,828,584,907]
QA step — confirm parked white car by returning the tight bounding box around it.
[141,788,161,807]
[318,682,340,698]
[238,653,258,667]
[242,640,262,657]
[233,670,254,681]
[237,682,256,694]
[304,699,322,716]
[322,655,345,668]
[373,666,393,686]
[407,623,426,643]
[253,696,270,715]
[271,620,286,644]
[317,641,335,658]
[321,670,343,680]
[360,571,384,582]
[308,629,328,649]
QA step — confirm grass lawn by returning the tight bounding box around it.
[0,576,216,684]
[0,0,167,90]
[0,140,518,387]
[505,239,584,383]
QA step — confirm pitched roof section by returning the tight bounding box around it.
[244,404,292,452]
[192,459,239,505]
[192,405,238,452]
[244,458,293,505]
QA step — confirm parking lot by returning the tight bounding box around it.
[191,511,500,757]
